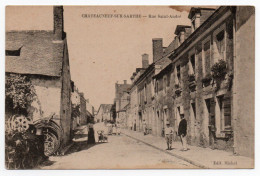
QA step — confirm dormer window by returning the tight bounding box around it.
[5,46,22,56]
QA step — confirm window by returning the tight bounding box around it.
[203,40,211,75]
[217,95,224,131]
[167,73,170,87]
[190,55,195,72]
[177,65,181,83]
[155,81,159,94]
[213,25,226,63]
[188,54,195,76]
[144,83,147,102]
[5,47,22,56]
[151,80,155,97]
[163,76,167,93]
[216,30,225,60]
[216,94,231,131]
[191,102,196,119]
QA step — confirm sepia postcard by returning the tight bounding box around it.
[4,5,255,170]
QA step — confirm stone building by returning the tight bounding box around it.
[129,67,146,130]
[71,82,81,129]
[232,6,254,158]
[126,39,171,134]
[86,99,95,116]
[5,6,72,152]
[124,6,254,158]
[96,104,113,122]
[152,6,254,158]
[114,80,131,123]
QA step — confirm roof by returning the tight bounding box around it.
[174,25,191,35]
[6,30,64,77]
[98,104,113,114]
[153,63,172,79]
[116,83,132,96]
[171,6,230,60]
[188,7,216,19]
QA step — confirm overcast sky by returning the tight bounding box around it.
[6,6,191,109]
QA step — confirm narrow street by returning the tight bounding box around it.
[39,131,197,169]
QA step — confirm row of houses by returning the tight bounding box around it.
[71,82,95,129]
[115,6,254,158]
[5,6,94,155]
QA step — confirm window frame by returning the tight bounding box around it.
[213,23,227,64]
[202,35,211,77]
[188,48,196,78]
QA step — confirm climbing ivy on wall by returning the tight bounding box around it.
[5,73,36,116]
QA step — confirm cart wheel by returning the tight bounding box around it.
[10,115,31,132]
[43,129,59,156]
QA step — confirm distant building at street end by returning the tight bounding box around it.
[96,104,113,122]
[114,80,131,123]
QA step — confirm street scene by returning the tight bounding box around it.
[5,5,254,169]
[39,123,196,169]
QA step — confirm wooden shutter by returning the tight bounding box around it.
[204,41,211,74]
[209,98,216,126]
[223,94,231,128]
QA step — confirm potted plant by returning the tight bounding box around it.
[188,74,195,82]
[211,59,227,80]
[211,59,227,90]
[202,73,212,87]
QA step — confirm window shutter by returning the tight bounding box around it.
[204,41,211,74]
[210,98,215,117]
[223,94,231,128]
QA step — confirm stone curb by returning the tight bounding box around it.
[123,132,208,169]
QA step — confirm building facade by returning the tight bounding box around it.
[114,80,131,123]
[96,104,113,122]
[122,6,254,158]
[5,6,72,153]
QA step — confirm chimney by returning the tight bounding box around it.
[142,54,149,69]
[174,25,191,44]
[152,38,163,63]
[180,31,185,43]
[53,6,64,41]
[124,80,127,84]
[188,7,216,32]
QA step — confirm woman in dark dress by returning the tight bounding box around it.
[87,123,95,144]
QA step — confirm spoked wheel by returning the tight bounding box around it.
[10,115,31,132]
[43,129,59,156]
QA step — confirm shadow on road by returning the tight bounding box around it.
[65,141,106,155]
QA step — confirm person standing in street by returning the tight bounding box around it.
[143,120,147,135]
[178,114,188,151]
[165,122,174,150]
[88,123,96,145]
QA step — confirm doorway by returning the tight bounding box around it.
[205,98,216,147]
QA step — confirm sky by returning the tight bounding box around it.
[6,6,191,109]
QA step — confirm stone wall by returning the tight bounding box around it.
[60,40,72,147]
[29,76,62,125]
[233,6,255,158]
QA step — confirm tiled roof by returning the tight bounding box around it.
[116,83,132,96]
[6,30,64,77]
[155,57,172,69]
[163,39,178,57]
